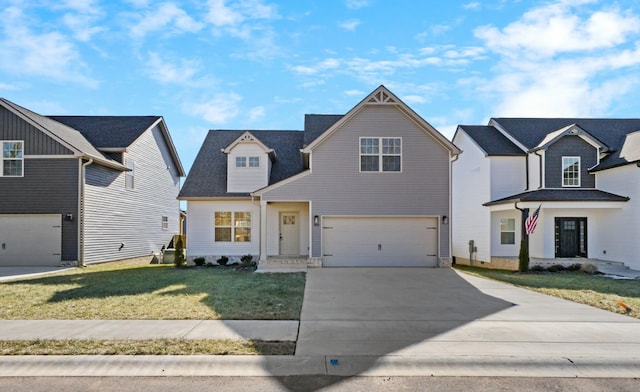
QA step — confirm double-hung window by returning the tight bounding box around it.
[214,212,252,242]
[562,157,580,187]
[236,156,260,168]
[360,137,401,172]
[2,141,23,177]
[500,218,515,245]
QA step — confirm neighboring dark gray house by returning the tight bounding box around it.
[179,86,461,269]
[0,98,185,266]
[452,118,638,272]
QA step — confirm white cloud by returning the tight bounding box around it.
[339,19,361,31]
[401,95,427,104]
[463,2,481,10]
[249,106,265,121]
[472,1,640,117]
[0,6,98,87]
[185,93,242,124]
[144,52,206,86]
[206,0,279,26]
[344,89,364,96]
[475,2,640,58]
[346,0,369,10]
[290,58,341,75]
[130,2,203,39]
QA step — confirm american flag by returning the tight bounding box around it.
[525,205,541,235]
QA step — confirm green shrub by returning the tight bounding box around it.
[217,256,229,266]
[547,264,565,272]
[174,236,186,268]
[193,257,206,267]
[581,263,599,274]
[241,254,254,264]
[567,263,582,271]
[518,239,529,272]
[530,265,545,272]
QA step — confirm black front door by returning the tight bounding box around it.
[555,218,587,258]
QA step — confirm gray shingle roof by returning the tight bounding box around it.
[458,125,525,156]
[178,130,305,198]
[1,98,117,167]
[491,118,640,171]
[303,114,343,147]
[49,116,160,149]
[484,188,630,206]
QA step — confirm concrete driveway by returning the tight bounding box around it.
[296,268,640,364]
[0,266,74,282]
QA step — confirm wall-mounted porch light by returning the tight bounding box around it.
[313,215,320,226]
[442,215,448,225]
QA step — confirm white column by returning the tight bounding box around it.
[260,200,267,261]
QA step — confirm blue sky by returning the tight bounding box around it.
[2,0,640,173]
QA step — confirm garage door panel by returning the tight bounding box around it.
[323,217,438,267]
[0,215,62,266]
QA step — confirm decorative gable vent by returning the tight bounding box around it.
[239,133,257,142]
[368,90,397,104]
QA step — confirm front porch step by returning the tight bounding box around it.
[595,260,640,278]
[256,257,322,273]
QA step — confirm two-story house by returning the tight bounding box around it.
[178,86,461,269]
[452,118,638,271]
[0,98,184,267]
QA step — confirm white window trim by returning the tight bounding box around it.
[162,216,169,231]
[236,156,247,167]
[248,156,260,167]
[562,156,580,187]
[125,158,135,189]
[214,211,252,242]
[1,140,24,177]
[500,218,516,245]
[359,137,402,173]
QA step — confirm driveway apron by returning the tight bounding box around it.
[295,268,640,360]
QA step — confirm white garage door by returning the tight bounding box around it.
[322,217,438,267]
[0,214,62,266]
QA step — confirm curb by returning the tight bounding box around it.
[1,355,639,378]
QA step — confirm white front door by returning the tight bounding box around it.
[279,212,299,256]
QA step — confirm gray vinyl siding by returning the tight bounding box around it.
[0,158,79,261]
[544,136,597,188]
[262,105,451,258]
[0,106,73,155]
[83,124,181,263]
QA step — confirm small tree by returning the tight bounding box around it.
[174,236,186,268]
[518,238,529,272]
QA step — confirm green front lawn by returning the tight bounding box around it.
[454,265,640,319]
[0,261,306,320]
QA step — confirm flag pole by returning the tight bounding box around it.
[515,202,530,272]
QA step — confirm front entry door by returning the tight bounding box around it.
[555,218,587,258]
[279,212,299,256]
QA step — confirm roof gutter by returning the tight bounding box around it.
[533,150,543,189]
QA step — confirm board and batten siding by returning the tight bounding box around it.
[261,105,452,258]
[227,143,269,193]
[0,158,80,262]
[594,165,639,270]
[451,130,491,263]
[0,106,73,155]
[544,136,597,188]
[82,124,181,263]
[185,200,260,258]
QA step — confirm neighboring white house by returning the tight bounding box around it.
[452,118,638,271]
[178,86,461,269]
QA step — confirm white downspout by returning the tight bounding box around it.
[78,158,93,267]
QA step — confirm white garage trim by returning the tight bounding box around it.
[0,214,62,266]
[321,215,439,267]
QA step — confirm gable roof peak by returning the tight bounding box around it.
[222,130,276,158]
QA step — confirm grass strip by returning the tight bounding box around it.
[0,262,306,320]
[0,339,295,355]
[454,265,640,319]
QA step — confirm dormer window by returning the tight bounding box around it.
[236,156,260,168]
[562,156,580,187]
